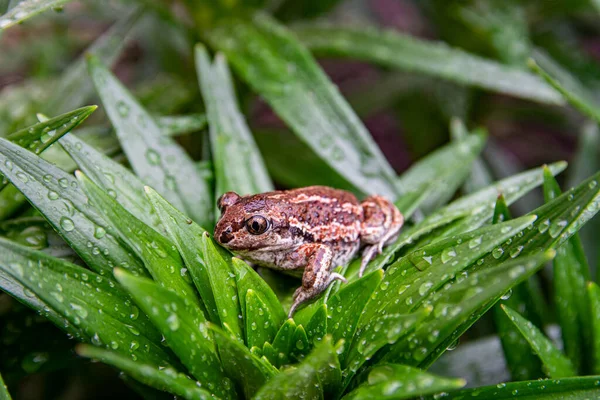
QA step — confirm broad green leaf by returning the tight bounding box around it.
[327,270,382,365]
[76,172,200,309]
[266,318,297,368]
[195,45,273,203]
[492,194,545,381]
[158,114,207,137]
[528,57,600,123]
[397,132,486,213]
[0,138,146,277]
[501,305,576,378]
[206,14,399,199]
[210,325,276,399]
[114,269,235,399]
[295,26,562,105]
[76,345,213,400]
[0,106,96,190]
[230,257,285,345]
[60,133,162,232]
[587,282,600,374]
[254,335,341,400]
[422,376,600,399]
[351,162,566,278]
[0,371,10,400]
[87,56,213,228]
[0,0,75,30]
[343,364,465,400]
[290,325,310,362]
[246,289,279,349]
[306,304,328,345]
[0,238,172,366]
[345,308,430,386]
[544,167,591,372]
[382,251,555,367]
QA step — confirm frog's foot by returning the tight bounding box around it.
[289,273,346,317]
[359,196,404,277]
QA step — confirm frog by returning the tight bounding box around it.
[214,186,404,316]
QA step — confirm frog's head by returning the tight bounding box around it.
[214,191,293,252]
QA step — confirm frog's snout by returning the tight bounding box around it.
[218,225,234,244]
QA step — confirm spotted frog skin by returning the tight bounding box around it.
[214,186,403,316]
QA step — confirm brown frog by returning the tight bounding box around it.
[214,186,403,316]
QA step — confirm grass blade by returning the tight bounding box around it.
[501,305,575,378]
[206,14,400,199]
[114,269,236,399]
[0,138,146,277]
[0,238,172,366]
[158,114,207,137]
[76,345,213,400]
[0,0,75,30]
[87,56,213,228]
[587,282,600,374]
[0,371,10,400]
[195,45,273,202]
[397,131,486,213]
[343,364,465,400]
[295,26,562,105]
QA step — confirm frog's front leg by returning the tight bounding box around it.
[288,243,347,317]
[359,195,404,277]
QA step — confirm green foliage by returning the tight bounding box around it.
[1,1,599,399]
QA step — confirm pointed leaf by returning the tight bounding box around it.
[296,26,562,104]
[254,335,341,400]
[206,14,399,198]
[492,194,512,224]
[76,345,213,400]
[422,375,600,399]
[114,269,235,399]
[501,305,575,378]
[60,134,162,232]
[87,56,212,228]
[195,45,273,204]
[0,371,10,400]
[246,289,279,349]
[0,238,171,366]
[267,319,297,368]
[0,138,146,277]
[210,325,276,399]
[587,282,600,374]
[343,364,465,400]
[0,0,76,30]
[306,304,327,345]
[76,172,200,310]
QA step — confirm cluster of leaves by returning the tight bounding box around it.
[0,0,599,399]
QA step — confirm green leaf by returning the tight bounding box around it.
[501,305,576,378]
[76,345,214,400]
[305,304,328,345]
[587,282,600,374]
[87,56,213,228]
[492,194,512,224]
[295,26,563,105]
[206,14,399,199]
[381,251,555,367]
[114,269,235,399]
[422,375,600,399]
[0,106,97,191]
[254,335,341,400]
[528,57,600,123]
[544,167,591,372]
[0,238,172,366]
[195,45,273,203]
[0,371,11,400]
[146,190,244,339]
[397,132,487,213]
[210,325,276,399]
[343,364,465,400]
[0,0,75,30]
[76,172,200,310]
[0,137,146,277]
[246,289,279,349]
[327,270,383,365]
[267,318,297,368]
[158,114,207,137]
[350,162,567,278]
[60,134,163,233]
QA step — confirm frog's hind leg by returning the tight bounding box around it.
[288,243,347,317]
[359,195,404,277]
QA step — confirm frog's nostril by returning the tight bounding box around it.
[220,226,234,243]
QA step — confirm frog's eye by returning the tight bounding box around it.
[245,215,270,235]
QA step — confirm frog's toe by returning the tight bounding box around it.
[329,272,347,284]
[289,288,311,317]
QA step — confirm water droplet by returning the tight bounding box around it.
[538,219,550,233]
[58,178,69,188]
[589,181,597,189]
[501,289,512,300]
[48,191,59,200]
[60,217,75,232]
[117,101,130,117]
[43,174,52,183]
[296,340,305,350]
[468,236,482,249]
[441,247,457,264]
[509,246,524,258]
[548,219,567,238]
[146,149,161,165]
[16,172,29,182]
[167,314,180,331]
[418,282,433,296]
[492,247,504,259]
[94,226,106,239]
[380,281,390,291]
